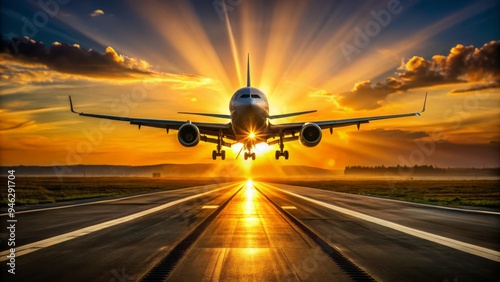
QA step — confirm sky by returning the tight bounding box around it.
[1,0,499,174]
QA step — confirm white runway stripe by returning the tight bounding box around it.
[264,183,500,263]
[0,183,239,261]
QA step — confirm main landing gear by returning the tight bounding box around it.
[212,148,226,160]
[212,131,226,160]
[275,133,289,160]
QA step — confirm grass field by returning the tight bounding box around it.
[1,177,231,206]
[265,179,500,208]
[2,177,499,209]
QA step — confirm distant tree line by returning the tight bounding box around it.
[344,165,499,176]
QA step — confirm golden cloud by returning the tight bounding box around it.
[0,37,215,86]
[335,41,500,110]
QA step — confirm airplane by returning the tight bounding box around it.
[69,55,427,161]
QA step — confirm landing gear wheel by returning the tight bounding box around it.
[251,152,256,160]
[244,152,248,160]
[212,130,227,160]
[275,133,289,160]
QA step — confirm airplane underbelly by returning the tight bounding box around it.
[231,106,268,143]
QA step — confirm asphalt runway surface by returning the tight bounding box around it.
[1,181,498,281]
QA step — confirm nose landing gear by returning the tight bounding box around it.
[244,151,256,160]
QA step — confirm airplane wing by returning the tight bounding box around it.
[268,110,317,119]
[178,112,231,119]
[68,96,235,141]
[268,93,427,141]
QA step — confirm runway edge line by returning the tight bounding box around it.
[0,183,240,262]
[264,183,500,263]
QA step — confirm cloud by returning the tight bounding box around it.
[351,128,430,140]
[0,37,214,87]
[0,120,35,132]
[0,59,79,84]
[90,9,105,17]
[336,41,500,110]
[1,37,152,79]
[450,82,500,93]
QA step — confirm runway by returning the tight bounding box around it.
[1,181,498,281]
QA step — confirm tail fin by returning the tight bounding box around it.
[247,53,251,87]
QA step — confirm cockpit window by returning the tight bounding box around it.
[240,94,250,98]
[251,94,261,98]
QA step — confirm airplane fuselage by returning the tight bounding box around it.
[229,86,270,147]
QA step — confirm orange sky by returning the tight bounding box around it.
[1,1,499,171]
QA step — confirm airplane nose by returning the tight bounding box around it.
[249,98,263,106]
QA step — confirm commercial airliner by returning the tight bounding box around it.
[69,55,427,161]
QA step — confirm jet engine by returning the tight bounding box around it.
[178,123,200,147]
[299,123,322,147]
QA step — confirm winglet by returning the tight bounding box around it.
[421,92,428,113]
[246,53,251,87]
[68,96,77,113]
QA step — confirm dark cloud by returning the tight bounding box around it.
[351,128,430,140]
[0,121,34,132]
[340,78,406,110]
[1,36,153,79]
[450,82,500,93]
[338,41,500,110]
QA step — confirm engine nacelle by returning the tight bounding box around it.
[300,123,322,147]
[178,123,200,147]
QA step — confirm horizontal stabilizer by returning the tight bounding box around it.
[269,110,317,119]
[178,112,231,119]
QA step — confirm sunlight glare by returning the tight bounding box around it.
[244,179,255,214]
[254,143,272,154]
[247,179,253,190]
[232,143,244,154]
[336,130,350,143]
[244,248,259,256]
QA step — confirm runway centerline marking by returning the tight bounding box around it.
[0,183,240,262]
[263,183,500,263]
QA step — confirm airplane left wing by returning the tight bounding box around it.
[268,93,427,140]
[69,96,235,140]
[178,112,231,119]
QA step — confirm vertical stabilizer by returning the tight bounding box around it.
[247,53,251,87]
